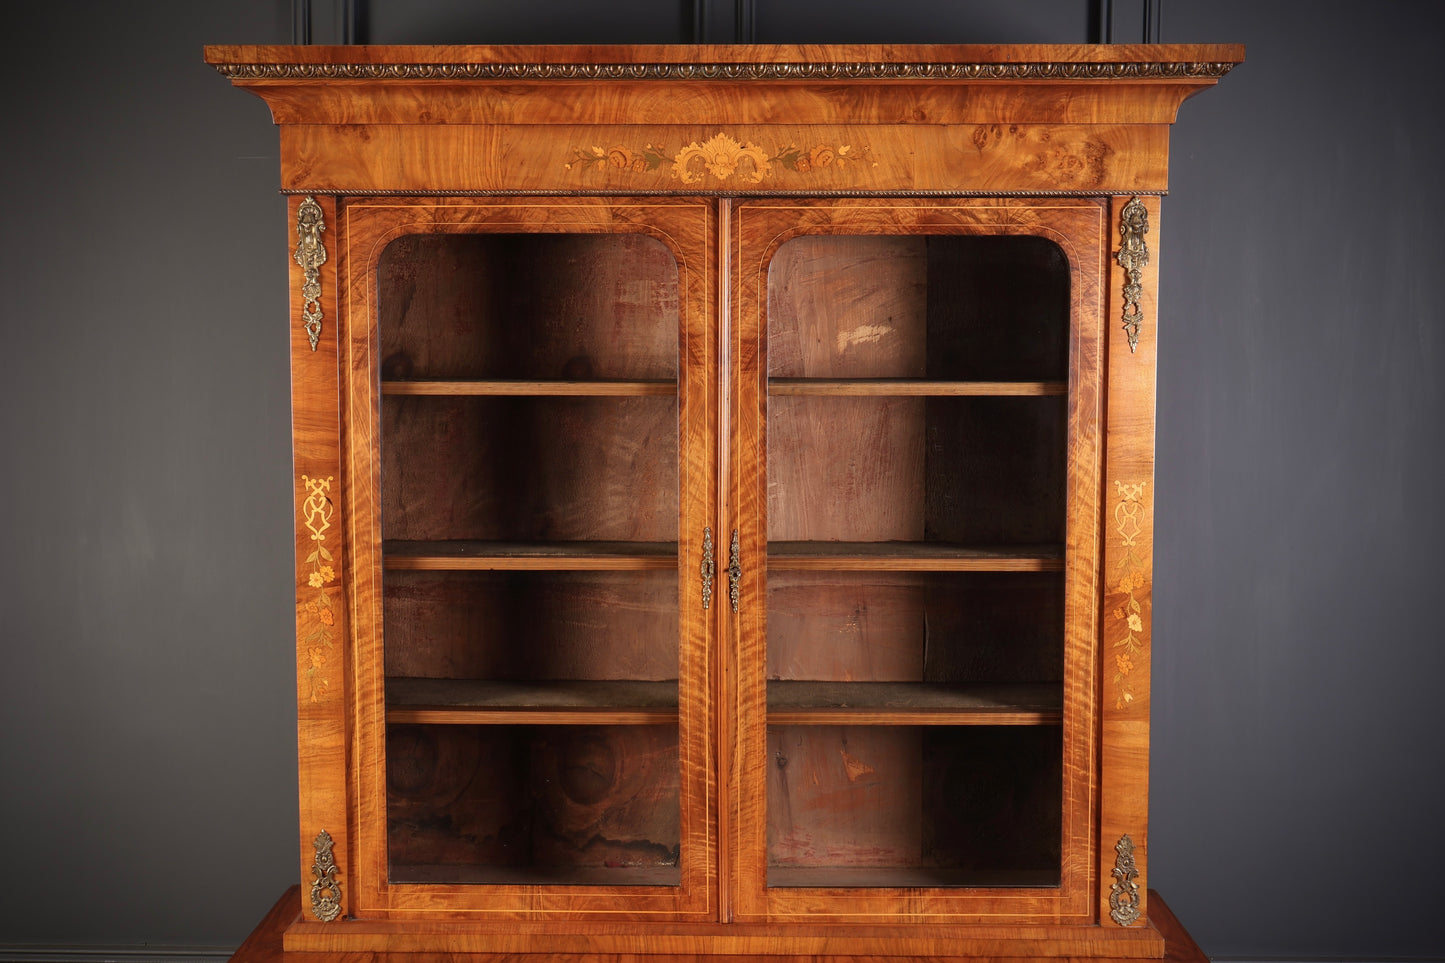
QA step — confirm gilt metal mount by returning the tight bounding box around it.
[701,527,715,610]
[293,195,328,351]
[310,829,343,922]
[1115,197,1150,353]
[728,530,742,613]
[1109,833,1142,926]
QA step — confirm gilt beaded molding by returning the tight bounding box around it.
[214,60,1237,82]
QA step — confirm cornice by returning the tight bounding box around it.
[213,60,1236,81]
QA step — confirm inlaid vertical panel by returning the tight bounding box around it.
[288,193,352,923]
[1098,194,1162,929]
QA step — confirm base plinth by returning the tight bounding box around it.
[232,887,1206,962]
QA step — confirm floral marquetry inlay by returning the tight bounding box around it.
[565,132,873,185]
[1111,481,1149,709]
[300,475,338,703]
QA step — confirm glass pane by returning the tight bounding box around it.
[766,234,1067,381]
[378,232,682,887]
[764,232,1069,888]
[378,233,679,381]
[382,394,678,543]
[766,725,1061,888]
[388,724,681,886]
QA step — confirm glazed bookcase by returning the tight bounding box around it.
[206,42,1241,958]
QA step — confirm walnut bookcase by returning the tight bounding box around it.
[206,43,1242,958]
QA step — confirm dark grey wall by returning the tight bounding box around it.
[1154,3,1445,958]
[1,0,1440,958]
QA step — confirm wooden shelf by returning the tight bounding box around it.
[769,378,1066,397]
[390,864,681,887]
[386,678,679,725]
[382,379,675,396]
[767,681,1062,726]
[384,540,678,571]
[766,866,1060,889]
[767,542,1063,572]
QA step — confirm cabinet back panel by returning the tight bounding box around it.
[766,234,1068,382]
[384,571,678,681]
[767,396,1063,545]
[767,396,924,542]
[924,396,1066,546]
[766,725,1060,884]
[767,235,926,379]
[767,725,923,868]
[767,572,1063,683]
[377,233,679,381]
[924,235,1069,382]
[387,724,681,884]
[381,395,678,542]
[919,726,1062,877]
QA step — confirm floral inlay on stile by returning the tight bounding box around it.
[565,132,874,184]
[1111,481,1148,709]
[300,474,338,703]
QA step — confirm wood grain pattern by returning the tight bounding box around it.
[274,123,1178,195]
[1096,195,1163,929]
[766,571,1064,687]
[287,193,351,923]
[340,198,717,921]
[385,724,681,882]
[208,42,1238,955]
[766,542,1063,570]
[380,570,677,681]
[383,380,676,396]
[380,394,678,542]
[733,197,1106,926]
[376,231,678,382]
[285,913,1169,956]
[243,885,1207,961]
[382,540,678,570]
[386,678,679,726]
[770,379,1066,396]
[766,682,1061,725]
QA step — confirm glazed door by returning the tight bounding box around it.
[340,197,717,921]
[728,198,1108,924]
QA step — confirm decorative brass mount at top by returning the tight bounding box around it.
[701,527,715,610]
[293,195,327,351]
[1115,196,1150,353]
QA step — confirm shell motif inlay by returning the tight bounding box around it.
[566,132,873,184]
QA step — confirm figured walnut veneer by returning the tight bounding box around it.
[206,42,1241,958]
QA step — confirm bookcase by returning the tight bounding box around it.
[206,42,1242,958]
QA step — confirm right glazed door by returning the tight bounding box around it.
[730,198,1109,924]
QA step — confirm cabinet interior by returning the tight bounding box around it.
[376,231,684,886]
[763,233,1069,887]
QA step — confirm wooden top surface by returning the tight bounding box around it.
[205,42,1244,73]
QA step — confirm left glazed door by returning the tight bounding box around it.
[311,196,717,921]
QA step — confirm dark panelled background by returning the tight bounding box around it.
[1,1,1441,958]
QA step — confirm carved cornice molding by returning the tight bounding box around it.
[214,61,1237,82]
